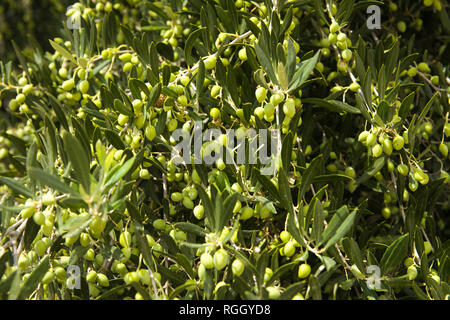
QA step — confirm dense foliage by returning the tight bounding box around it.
[0,0,449,300]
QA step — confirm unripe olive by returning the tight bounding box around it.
[280,231,291,242]
[200,252,214,269]
[79,80,89,94]
[177,95,188,106]
[210,107,221,119]
[328,33,337,45]
[349,82,360,92]
[418,62,430,73]
[345,166,356,178]
[34,239,47,256]
[145,125,157,141]
[58,67,68,78]
[190,204,205,220]
[329,22,339,34]
[283,99,296,118]
[204,56,217,70]
[297,263,311,279]
[381,207,391,219]
[424,241,432,255]
[407,67,417,77]
[407,265,418,280]
[283,241,296,257]
[18,76,28,86]
[263,102,275,116]
[42,271,55,285]
[117,114,129,126]
[267,286,281,299]
[171,192,183,202]
[409,179,418,192]
[366,133,377,146]
[231,259,245,276]
[341,49,352,62]
[119,231,132,248]
[320,38,331,48]
[397,21,406,33]
[213,249,229,270]
[255,87,268,103]
[124,271,140,284]
[238,47,247,61]
[62,79,75,91]
[240,206,254,220]
[382,139,393,156]
[372,144,383,158]
[321,48,331,57]
[54,267,66,281]
[269,92,285,106]
[119,52,132,62]
[33,211,46,226]
[85,248,95,261]
[430,75,439,85]
[167,119,178,132]
[18,253,30,270]
[358,131,369,143]
[136,269,150,285]
[444,124,450,137]
[211,85,221,98]
[393,136,404,150]
[153,219,166,231]
[80,232,90,247]
[21,201,36,219]
[439,143,448,158]
[182,197,194,209]
[292,293,305,300]
[16,93,26,104]
[97,273,109,287]
[114,262,127,276]
[404,257,414,268]
[396,164,409,177]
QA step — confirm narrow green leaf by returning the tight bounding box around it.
[174,222,208,237]
[18,256,50,299]
[302,98,361,114]
[321,207,349,246]
[354,157,385,185]
[288,51,320,92]
[104,129,125,150]
[278,168,294,215]
[196,59,205,100]
[196,184,215,232]
[62,131,91,193]
[184,28,205,66]
[28,168,80,197]
[49,40,76,64]
[254,42,278,85]
[104,157,134,189]
[0,177,33,198]
[312,199,324,244]
[323,209,357,251]
[380,233,409,274]
[298,154,323,202]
